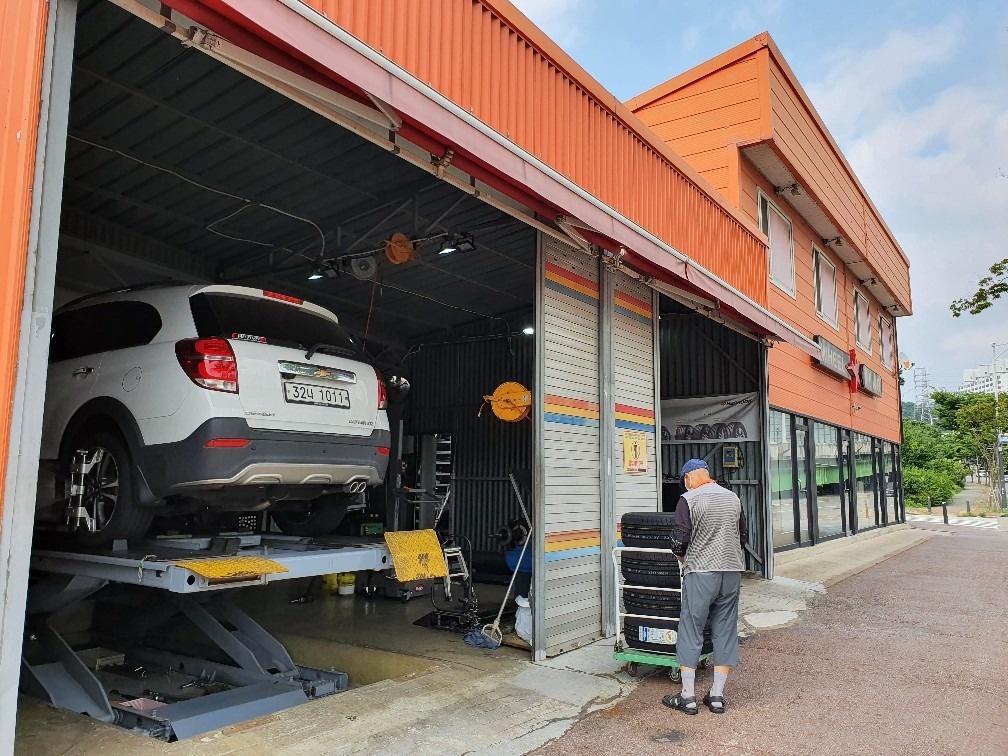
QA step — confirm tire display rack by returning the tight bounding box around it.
[22,533,395,741]
[611,545,712,682]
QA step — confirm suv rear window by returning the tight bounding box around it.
[50,301,163,362]
[190,292,362,359]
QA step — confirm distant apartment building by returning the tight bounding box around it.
[960,361,1008,394]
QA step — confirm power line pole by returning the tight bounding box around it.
[914,367,933,424]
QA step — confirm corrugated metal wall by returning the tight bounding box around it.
[405,328,534,553]
[540,238,602,656]
[0,0,50,522]
[658,306,766,571]
[295,0,768,306]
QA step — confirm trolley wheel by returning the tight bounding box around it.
[668,667,682,682]
[625,662,639,677]
[700,657,711,669]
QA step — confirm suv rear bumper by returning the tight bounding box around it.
[136,418,390,504]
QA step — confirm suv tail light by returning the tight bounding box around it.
[175,338,238,393]
[375,367,388,410]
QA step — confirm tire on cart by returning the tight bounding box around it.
[668,667,682,682]
[625,662,639,677]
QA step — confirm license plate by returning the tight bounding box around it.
[639,626,677,645]
[283,382,350,408]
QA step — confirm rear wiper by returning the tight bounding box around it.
[305,343,355,360]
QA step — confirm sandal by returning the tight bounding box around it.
[703,693,726,714]
[661,693,697,715]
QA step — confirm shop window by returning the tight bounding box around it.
[814,247,838,328]
[879,316,894,370]
[813,422,844,539]
[759,192,795,297]
[854,289,871,354]
[853,433,876,529]
[769,410,797,548]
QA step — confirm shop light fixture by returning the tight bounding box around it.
[308,263,324,280]
[522,326,534,335]
[439,232,475,255]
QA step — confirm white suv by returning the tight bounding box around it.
[38,284,390,545]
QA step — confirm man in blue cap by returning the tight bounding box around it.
[661,458,747,715]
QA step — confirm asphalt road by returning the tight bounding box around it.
[534,521,1008,756]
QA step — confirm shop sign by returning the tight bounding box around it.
[623,430,649,474]
[859,364,883,397]
[813,336,850,380]
[660,393,758,442]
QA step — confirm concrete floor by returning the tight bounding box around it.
[534,519,1008,756]
[14,527,934,755]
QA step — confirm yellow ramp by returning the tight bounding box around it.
[173,556,289,583]
[383,529,448,581]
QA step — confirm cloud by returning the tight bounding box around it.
[510,0,587,51]
[803,19,1008,388]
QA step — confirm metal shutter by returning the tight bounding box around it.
[536,237,602,657]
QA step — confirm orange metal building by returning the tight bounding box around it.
[628,32,911,443]
[0,3,912,740]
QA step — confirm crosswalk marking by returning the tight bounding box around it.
[907,514,1001,530]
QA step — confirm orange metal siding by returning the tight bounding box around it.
[0,0,49,525]
[739,159,901,441]
[297,0,768,306]
[766,54,911,312]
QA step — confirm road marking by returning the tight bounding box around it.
[907,514,1000,530]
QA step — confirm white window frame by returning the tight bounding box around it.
[879,314,894,371]
[854,288,872,355]
[813,246,838,330]
[758,190,796,298]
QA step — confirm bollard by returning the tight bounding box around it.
[927,496,932,515]
[966,500,971,515]
[942,501,949,524]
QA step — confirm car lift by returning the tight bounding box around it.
[21,532,402,741]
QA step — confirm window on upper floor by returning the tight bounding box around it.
[814,247,838,328]
[879,315,894,371]
[854,289,871,354]
[758,191,795,298]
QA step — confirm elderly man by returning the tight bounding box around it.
[662,458,747,715]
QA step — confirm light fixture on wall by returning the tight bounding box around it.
[775,183,802,196]
[823,236,844,247]
[522,325,534,335]
[307,263,324,281]
[862,277,878,286]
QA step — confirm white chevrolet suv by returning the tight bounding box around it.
[38,284,390,546]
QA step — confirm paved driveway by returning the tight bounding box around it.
[534,523,1008,756]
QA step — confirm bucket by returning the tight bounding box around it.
[337,572,356,596]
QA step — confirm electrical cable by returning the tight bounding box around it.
[70,134,326,259]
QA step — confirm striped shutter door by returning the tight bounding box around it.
[540,238,602,656]
[612,273,659,530]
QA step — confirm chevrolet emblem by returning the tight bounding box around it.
[315,369,331,378]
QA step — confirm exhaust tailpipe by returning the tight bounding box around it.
[343,480,367,494]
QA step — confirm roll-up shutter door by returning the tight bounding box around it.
[539,238,602,656]
[611,273,659,529]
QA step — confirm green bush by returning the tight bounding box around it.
[902,466,961,508]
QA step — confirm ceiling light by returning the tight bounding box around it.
[308,263,324,280]
[522,326,534,336]
[440,232,475,255]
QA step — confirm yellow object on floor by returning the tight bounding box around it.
[173,556,289,582]
[383,529,448,581]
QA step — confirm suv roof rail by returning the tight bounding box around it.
[60,280,190,310]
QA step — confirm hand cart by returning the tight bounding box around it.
[612,546,712,681]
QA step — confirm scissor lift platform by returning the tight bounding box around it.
[22,533,394,741]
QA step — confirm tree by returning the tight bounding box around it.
[930,390,1008,506]
[950,258,1008,316]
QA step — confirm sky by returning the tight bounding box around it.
[511,0,1008,395]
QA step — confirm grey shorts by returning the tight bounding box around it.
[676,570,741,669]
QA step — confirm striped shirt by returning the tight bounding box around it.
[669,481,747,574]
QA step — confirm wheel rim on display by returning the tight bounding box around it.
[81,446,118,532]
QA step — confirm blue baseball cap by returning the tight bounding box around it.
[680,459,708,477]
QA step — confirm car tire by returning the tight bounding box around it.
[623,588,682,615]
[621,512,682,552]
[67,430,154,547]
[621,556,682,587]
[271,494,352,536]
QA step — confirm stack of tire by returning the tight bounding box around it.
[620,512,713,655]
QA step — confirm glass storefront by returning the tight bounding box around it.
[769,408,900,550]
